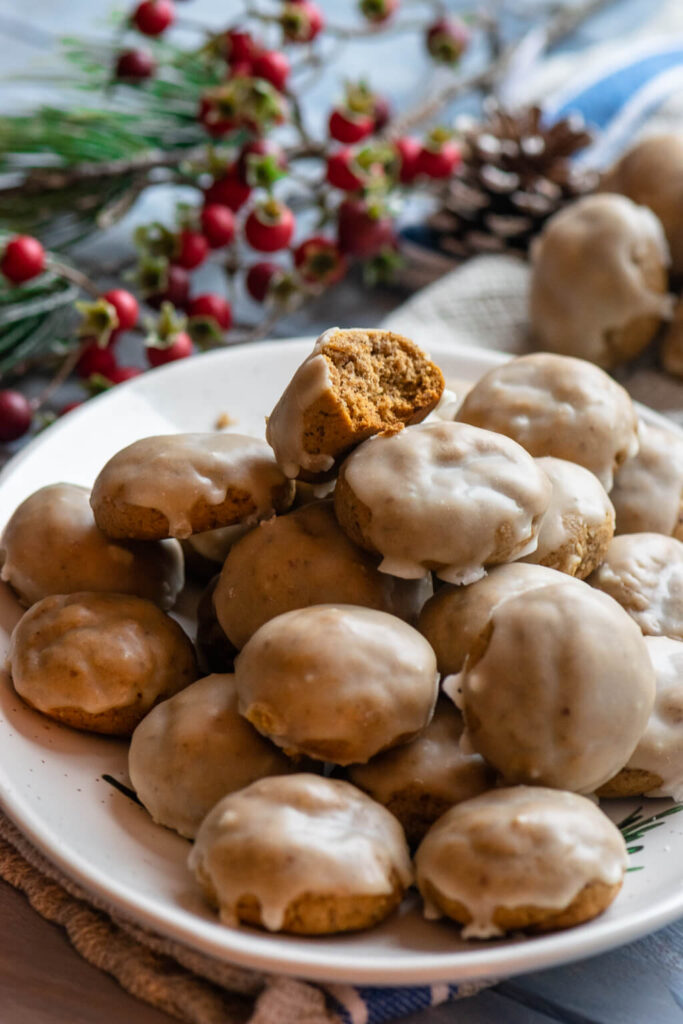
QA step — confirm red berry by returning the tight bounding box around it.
[337,198,395,258]
[395,136,421,183]
[281,1,324,42]
[198,96,236,138]
[115,48,156,80]
[204,171,251,212]
[147,331,194,367]
[227,60,253,79]
[0,390,32,442]
[188,293,233,330]
[329,108,374,144]
[132,0,175,36]
[225,28,255,65]
[246,262,280,302]
[76,343,118,380]
[426,17,470,64]
[176,230,209,270]
[59,401,83,416]
[244,200,295,253]
[373,95,391,131]
[359,0,398,23]
[1,235,45,285]
[416,140,461,179]
[148,265,190,310]
[107,365,143,384]
[326,148,364,192]
[200,204,236,249]
[102,288,139,331]
[294,236,346,286]
[251,49,290,92]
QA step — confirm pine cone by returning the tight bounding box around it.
[429,104,598,259]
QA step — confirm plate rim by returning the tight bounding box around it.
[0,336,681,986]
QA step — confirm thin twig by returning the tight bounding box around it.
[46,259,100,298]
[31,340,87,411]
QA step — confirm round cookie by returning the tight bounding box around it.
[529,193,671,368]
[456,351,639,490]
[266,327,444,481]
[189,774,413,934]
[419,562,576,676]
[348,699,494,845]
[91,433,295,540]
[415,787,626,938]
[8,592,197,735]
[0,483,184,609]
[214,500,432,650]
[598,636,683,800]
[196,576,237,674]
[448,581,655,793]
[234,604,439,765]
[521,457,615,578]
[589,533,683,638]
[129,674,296,838]
[334,421,552,585]
[602,133,683,275]
[611,420,683,538]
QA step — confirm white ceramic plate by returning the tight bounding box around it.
[1,337,683,987]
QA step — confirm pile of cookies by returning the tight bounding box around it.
[3,326,683,942]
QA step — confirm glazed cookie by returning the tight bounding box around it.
[0,483,184,609]
[419,562,576,676]
[214,500,431,649]
[448,581,655,793]
[520,457,615,578]
[234,604,438,765]
[91,433,295,540]
[334,421,552,584]
[589,533,683,638]
[129,674,295,838]
[265,327,444,480]
[610,420,683,538]
[529,194,671,368]
[598,637,683,800]
[189,774,412,934]
[348,699,494,845]
[8,592,197,735]
[415,787,626,938]
[456,352,639,490]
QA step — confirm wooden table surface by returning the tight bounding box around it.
[2,0,683,1021]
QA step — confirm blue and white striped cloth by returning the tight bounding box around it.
[329,26,683,1024]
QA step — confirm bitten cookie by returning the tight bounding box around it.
[610,420,683,539]
[91,433,295,540]
[189,774,413,934]
[334,421,552,584]
[348,698,494,845]
[214,500,431,649]
[456,352,639,490]
[8,592,197,735]
[448,581,655,793]
[0,483,184,608]
[521,457,615,578]
[234,604,438,765]
[589,533,683,638]
[129,673,295,838]
[415,787,626,938]
[265,327,444,480]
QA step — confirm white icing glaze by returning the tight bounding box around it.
[129,674,295,838]
[91,433,289,539]
[589,533,683,638]
[188,773,413,931]
[0,483,184,608]
[234,604,439,765]
[456,352,639,491]
[456,581,656,793]
[8,592,196,717]
[342,421,552,583]
[522,457,614,574]
[415,787,627,938]
[611,419,683,538]
[530,193,672,367]
[621,636,683,800]
[265,329,336,478]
